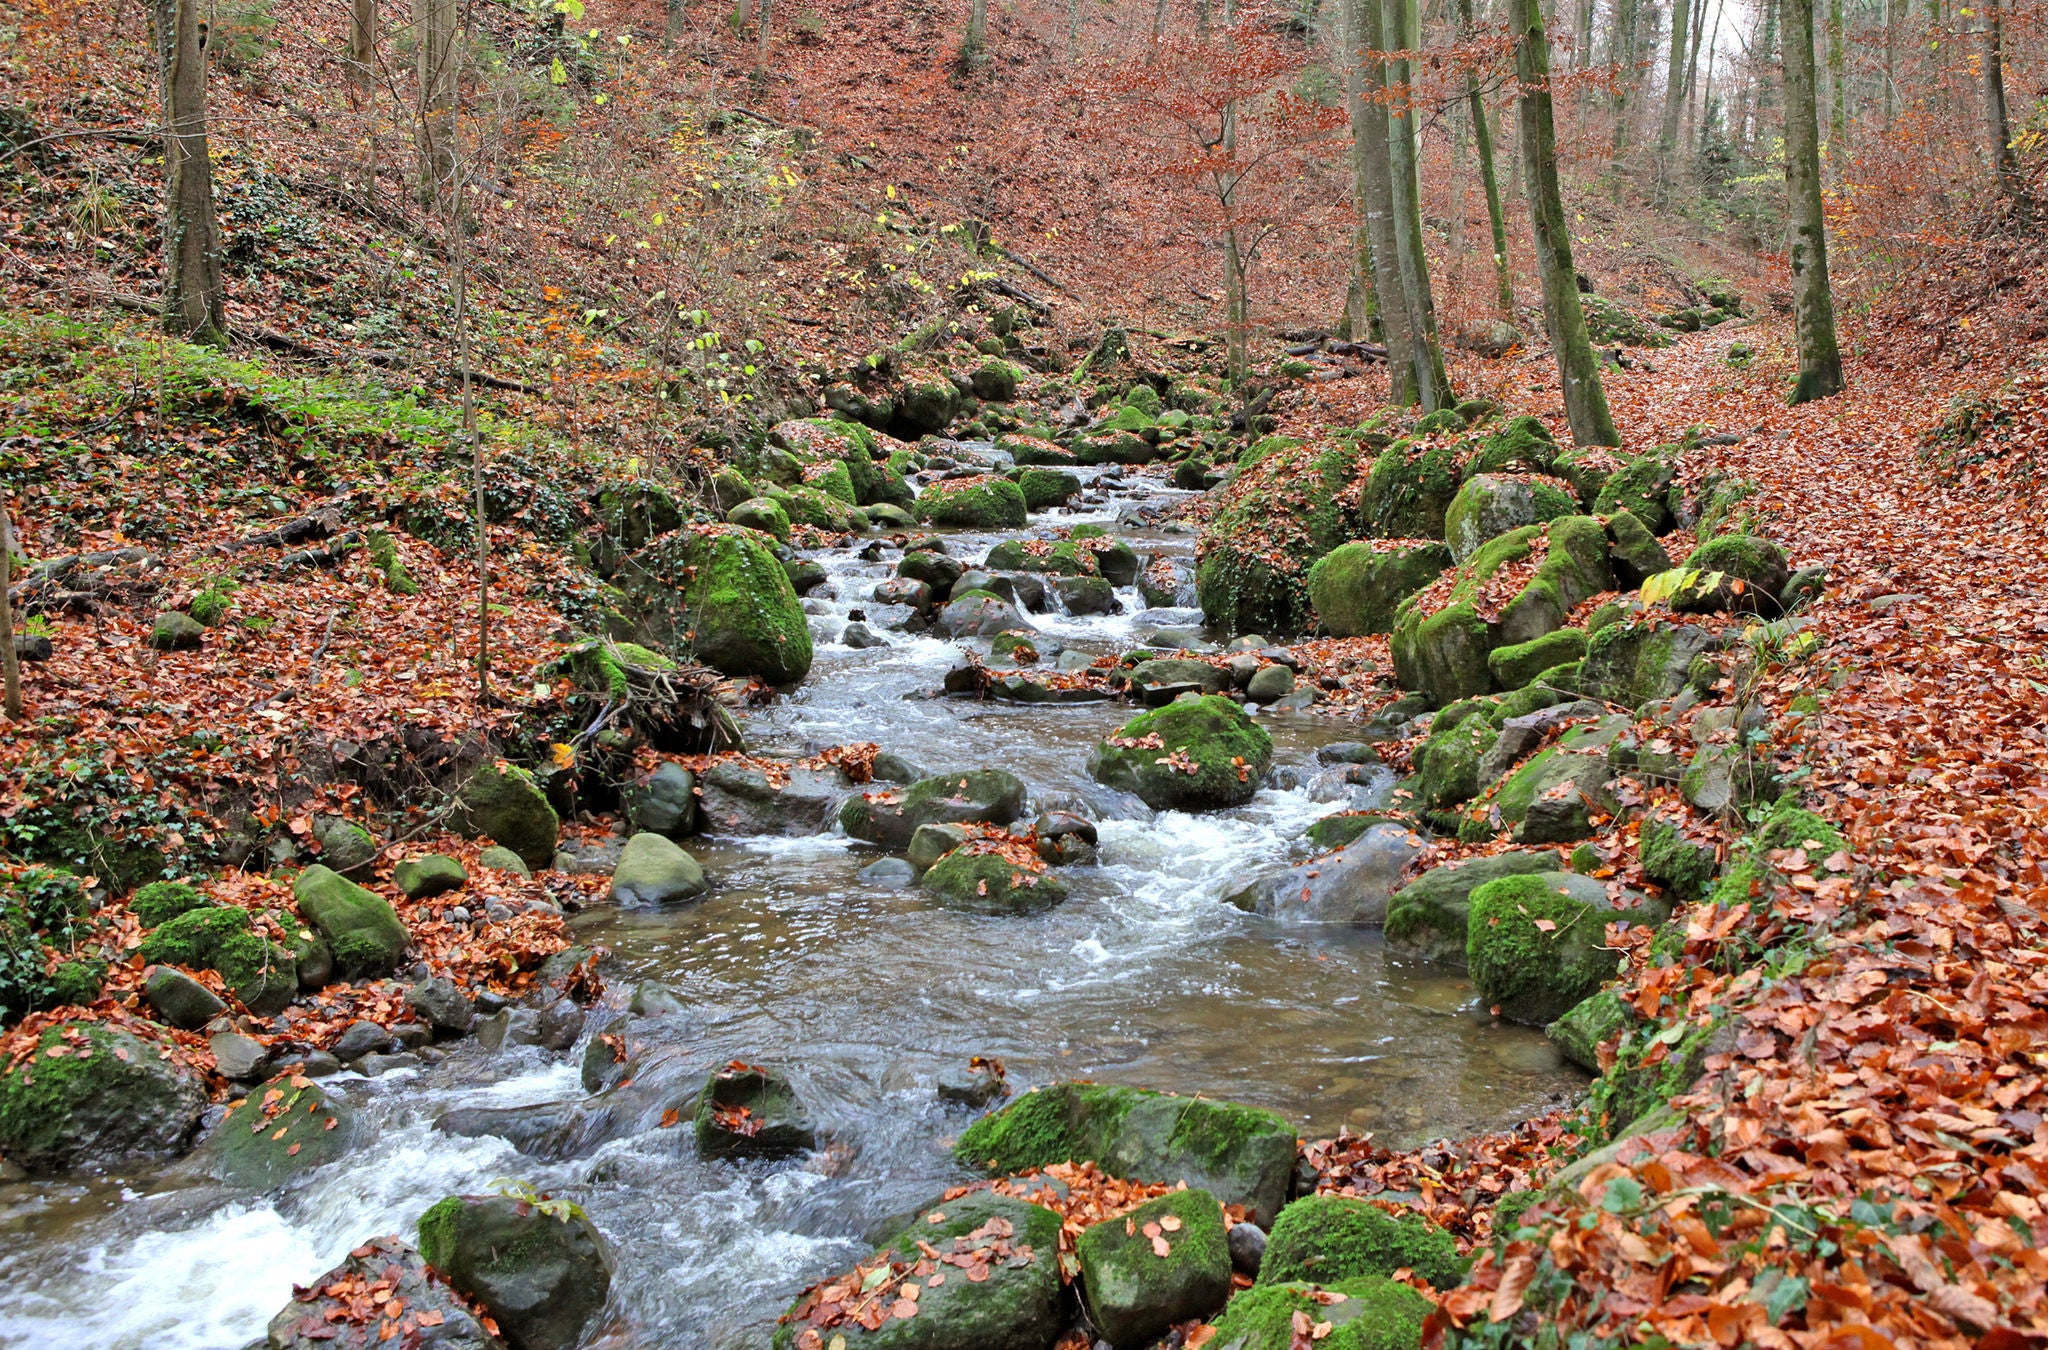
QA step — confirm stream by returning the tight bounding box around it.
[0,461,1583,1350]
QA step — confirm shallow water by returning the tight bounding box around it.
[0,462,1582,1350]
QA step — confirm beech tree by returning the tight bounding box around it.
[1458,0,1514,317]
[1508,0,1618,445]
[1381,0,1451,408]
[1781,0,1845,401]
[416,0,459,207]
[151,0,227,346]
[1,501,20,721]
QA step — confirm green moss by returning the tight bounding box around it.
[916,476,1028,528]
[366,532,419,595]
[985,538,1095,575]
[1466,415,1557,476]
[1307,541,1452,638]
[417,1195,462,1270]
[1087,695,1274,811]
[1016,467,1081,509]
[1197,439,1359,634]
[920,850,1069,913]
[47,959,104,1007]
[1383,852,1558,967]
[1466,873,1618,1024]
[139,905,296,1012]
[1077,1188,1232,1346]
[1638,816,1719,903]
[1305,813,1395,851]
[617,527,814,684]
[1545,988,1632,1072]
[188,581,237,626]
[1753,801,1843,856]
[1583,1014,1718,1142]
[1259,1196,1466,1290]
[1412,712,1497,811]
[1487,628,1587,691]
[1694,474,1760,536]
[1208,1278,1432,1350]
[1591,448,1678,534]
[1360,438,1464,539]
[727,496,792,541]
[292,864,409,979]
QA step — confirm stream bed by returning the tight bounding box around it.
[0,465,1583,1350]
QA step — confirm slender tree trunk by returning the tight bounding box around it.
[1355,0,1417,401]
[1656,0,1691,180]
[1153,0,1169,39]
[1826,0,1845,155]
[349,0,377,85]
[666,0,686,43]
[1983,0,2023,208]
[152,0,227,347]
[1881,0,1897,127]
[966,0,988,60]
[1510,0,1619,444]
[1341,0,1381,339]
[1384,0,1451,408]
[1782,0,1845,401]
[1223,228,1249,385]
[1571,0,1594,74]
[756,0,772,69]
[1462,0,1515,316]
[1609,0,1640,154]
[1684,0,1712,151]
[415,0,457,208]
[0,502,20,722]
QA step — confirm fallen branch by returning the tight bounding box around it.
[220,498,352,552]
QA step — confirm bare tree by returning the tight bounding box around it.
[1509,0,1618,444]
[1656,0,1692,180]
[1461,0,1514,317]
[1,501,20,721]
[1983,0,2025,213]
[1781,0,1845,401]
[151,0,227,346]
[1351,0,1421,403]
[1383,0,1452,408]
[416,0,458,208]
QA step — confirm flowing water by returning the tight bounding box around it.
[0,461,1583,1350]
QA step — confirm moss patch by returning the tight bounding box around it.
[1087,695,1274,811]
[1258,1195,1465,1290]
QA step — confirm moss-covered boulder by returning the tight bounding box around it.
[1204,1277,1433,1350]
[773,484,865,533]
[143,964,228,1030]
[140,905,299,1013]
[1603,508,1672,587]
[695,1061,815,1159]
[1675,533,1792,615]
[985,538,1096,576]
[917,475,1028,529]
[1487,628,1587,690]
[1638,814,1720,903]
[955,1082,1297,1224]
[1359,438,1464,540]
[727,496,793,542]
[0,1020,207,1171]
[1578,620,1720,709]
[265,1237,502,1350]
[131,879,212,928]
[1591,447,1680,534]
[772,1192,1065,1350]
[452,762,560,871]
[1017,467,1081,509]
[1306,541,1451,638]
[1466,872,1623,1024]
[616,526,814,684]
[1000,433,1078,466]
[841,770,1028,849]
[1088,696,1273,811]
[1545,988,1633,1074]
[394,855,467,900]
[418,1194,612,1350]
[1466,414,1558,476]
[1383,850,1561,967]
[972,358,1024,402]
[1258,1195,1465,1290]
[609,832,709,906]
[1197,438,1361,634]
[921,848,1070,913]
[199,1071,355,1190]
[1127,657,1231,696]
[1077,1188,1232,1347]
[1443,474,1577,564]
[1464,717,1624,845]
[292,865,409,979]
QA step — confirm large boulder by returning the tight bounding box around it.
[417,1194,613,1350]
[454,762,561,870]
[1443,474,1577,564]
[1461,717,1626,845]
[265,1237,504,1350]
[1591,446,1680,533]
[1088,696,1273,811]
[1077,1188,1233,1347]
[840,770,1028,849]
[984,538,1097,576]
[394,854,467,900]
[1577,620,1720,709]
[916,476,1028,529]
[1306,541,1451,638]
[1257,1195,1465,1290]
[1358,436,1464,540]
[293,865,410,978]
[1196,438,1359,635]
[956,1082,1297,1225]
[615,525,814,684]
[1201,1276,1433,1350]
[920,847,1070,913]
[625,761,698,838]
[1226,822,1426,924]
[772,1192,1065,1350]
[1675,533,1793,615]
[696,761,850,836]
[1126,657,1231,697]
[1383,851,1560,967]
[935,592,1032,639]
[1466,872,1625,1024]
[608,832,708,905]
[138,904,298,1013]
[197,1071,355,1190]
[0,1020,207,1172]
[1017,467,1082,510]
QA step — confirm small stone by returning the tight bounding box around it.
[209,1031,274,1082]
[331,1021,393,1062]
[357,1051,421,1077]
[841,621,886,649]
[537,997,585,1051]
[393,855,467,900]
[405,976,476,1037]
[296,1051,343,1078]
[477,845,532,877]
[1245,663,1296,703]
[1228,1221,1267,1277]
[609,832,708,906]
[148,611,205,651]
[143,965,228,1031]
[858,856,917,888]
[936,1060,1010,1107]
[475,1007,544,1052]
[389,1021,431,1049]
[628,980,687,1017]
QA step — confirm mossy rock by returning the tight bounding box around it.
[131,880,213,928]
[1466,719,1625,845]
[1077,1188,1232,1347]
[1359,438,1464,539]
[1443,474,1577,564]
[1304,813,1396,852]
[1382,851,1558,967]
[1465,415,1558,477]
[393,855,467,901]
[148,611,205,651]
[0,1020,207,1171]
[1580,295,1672,348]
[1000,433,1078,466]
[1073,430,1157,466]
[47,959,104,1008]
[291,865,408,979]
[1591,448,1679,534]
[1205,1277,1433,1350]
[1545,988,1633,1074]
[1578,620,1720,709]
[1087,695,1274,811]
[1694,474,1761,536]
[1487,628,1587,691]
[1411,711,1498,812]
[139,905,298,1013]
[1675,533,1792,615]
[772,484,865,533]
[694,1062,816,1159]
[1017,467,1082,510]
[1196,439,1359,635]
[1127,657,1231,696]
[920,849,1069,913]
[917,476,1028,529]
[727,496,792,542]
[1306,542,1451,638]
[1258,1195,1465,1290]
[972,358,1024,401]
[840,770,1029,849]
[1583,1013,1719,1142]
[955,1082,1298,1224]
[772,1192,1065,1350]
[453,762,561,869]
[200,1072,356,1190]
[615,526,814,684]
[985,538,1096,576]
[1466,872,1620,1025]
[417,1194,613,1350]
[1603,507,1673,586]
[1638,815,1719,903]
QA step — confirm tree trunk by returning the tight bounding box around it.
[1826,0,1845,155]
[152,0,227,347]
[1223,229,1249,386]
[1340,0,1381,339]
[0,502,20,722]
[1571,0,1594,74]
[1683,0,1711,151]
[1983,0,2023,208]
[1609,0,1641,154]
[1354,0,1416,401]
[1462,0,1515,316]
[1510,0,1619,444]
[667,0,686,44]
[1384,0,1451,408]
[1656,0,1691,178]
[1881,0,1896,127]
[415,0,457,208]
[1781,0,1845,401]
[1153,0,1168,40]
[349,0,377,85]
[756,0,772,68]
[968,0,988,59]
